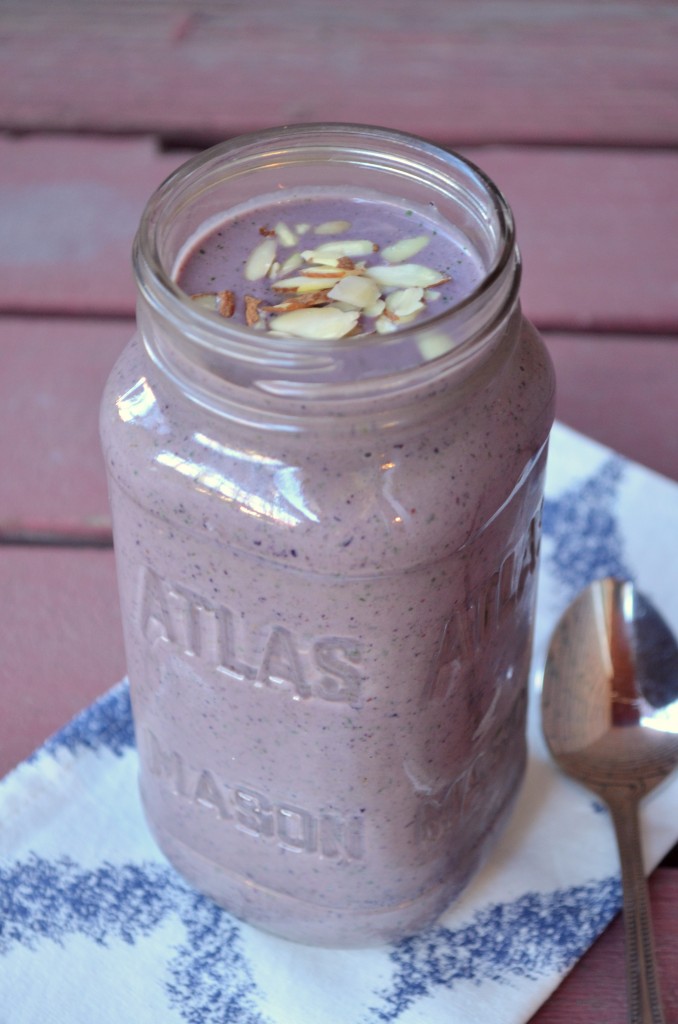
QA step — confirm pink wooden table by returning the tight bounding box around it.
[1,3,678,1019]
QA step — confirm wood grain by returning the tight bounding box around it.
[0,546,125,778]
[0,135,187,315]
[545,333,678,483]
[473,148,678,334]
[2,1,678,146]
[0,316,129,540]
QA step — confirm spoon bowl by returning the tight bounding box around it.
[542,577,678,1024]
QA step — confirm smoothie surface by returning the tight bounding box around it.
[175,191,485,340]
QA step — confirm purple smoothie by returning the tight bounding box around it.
[174,192,484,339]
[101,128,555,946]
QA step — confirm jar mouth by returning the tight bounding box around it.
[134,123,520,404]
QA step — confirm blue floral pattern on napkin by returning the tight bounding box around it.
[0,851,620,1024]
[543,455,630,594]
[373,877,620,1021]
[0,855,264,1024]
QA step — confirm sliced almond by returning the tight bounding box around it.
[278,252,304,276]
[311,240,379,258]
[268,306,360,340]
[313,219,351,235]
[366,263,450,289]
[299,252,366,271]
[217,290,236,318]
[382,234,431,263]
[302,269,357,279]
[262,291,330,312]
[374,314,399,334]
[417,331,454,360]
[272,274,342,293]
[274,221,297,247]
[364,298,386,318]
[245,294,261,326]
[384,287,425,319]
[245,238,277,281]
[327,274,381,309]
[189,291,235,317]
[190,292,219,311]
[301,251,342,268]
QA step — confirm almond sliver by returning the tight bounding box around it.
[274,221,297,247]
[244,295,261,326]
[382,234,431,263]
[278,252,304,276]
[366,264,449,289]
[245,238,277,281]
[269,306,360,340]
[311,240,378,258]
[272,274,342,293]
[217,290,236,317]
[328,274,381,309]
[364,298,386,318]
[374,314,399,334]
[313,219,351,235]
[301,252,342,268]
[417,331,455,360]
[189,291,235,317]
[190,292,219,311]
[384,287,425,319]
[262,291,330,312]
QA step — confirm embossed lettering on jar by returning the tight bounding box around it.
[100,124,555,947]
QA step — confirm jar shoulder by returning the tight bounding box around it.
[100,321,554,573]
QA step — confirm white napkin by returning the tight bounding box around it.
[2,421,678,1024]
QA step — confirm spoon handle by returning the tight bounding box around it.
[608,795,666,1024]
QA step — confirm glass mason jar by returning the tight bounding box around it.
[100,124,555,947]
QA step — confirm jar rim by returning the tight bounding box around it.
[133,123,521,407]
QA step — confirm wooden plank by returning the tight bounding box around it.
[0,315,130,540]
[1,2,678,145]
[544,332,678,483]
[2,136,678,332]
[0,136,187,316]
[530,869,678,1023]
[471,147,678,334]
[0,546,125,778]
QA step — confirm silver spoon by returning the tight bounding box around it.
[541,577,678,1024]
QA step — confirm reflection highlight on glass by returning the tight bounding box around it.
[115,376,156,422]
